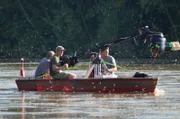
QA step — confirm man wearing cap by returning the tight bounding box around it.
[101,47,117,74]
[35,50,55,78]
[50,46,76,79]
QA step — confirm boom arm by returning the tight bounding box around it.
[66,26,180,66]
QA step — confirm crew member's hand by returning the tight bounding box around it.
[63,63,69,69]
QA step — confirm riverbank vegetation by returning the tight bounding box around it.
[0,0,180,60]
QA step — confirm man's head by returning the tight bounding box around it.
[56,46,65,56]
[101,47,109,57]
[47,51,55,59]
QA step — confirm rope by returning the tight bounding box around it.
[146,48,160,70]
[101,60,122,69]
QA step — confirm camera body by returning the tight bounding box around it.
[60,55,78,67]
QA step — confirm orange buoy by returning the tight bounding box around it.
[20,58,25,77]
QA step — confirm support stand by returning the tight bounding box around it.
[85,50,102,78]
[93,50,102,77]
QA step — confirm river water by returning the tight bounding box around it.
[0,64,180,119]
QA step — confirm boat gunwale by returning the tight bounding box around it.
[16,77,159,82]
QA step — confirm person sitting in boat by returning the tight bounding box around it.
[100,46,117,74]
[50,46,76,79]
[35,50,55,79]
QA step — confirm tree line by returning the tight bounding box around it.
[0,0,180,61]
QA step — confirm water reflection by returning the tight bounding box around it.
[21,92,25,119]
[17,92,156,119]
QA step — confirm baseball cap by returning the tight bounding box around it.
[56,46,65,51]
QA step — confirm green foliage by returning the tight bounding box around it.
[0,0,180,60]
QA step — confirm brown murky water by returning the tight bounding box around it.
[0,65,180,119]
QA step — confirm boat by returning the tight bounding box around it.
[15,76,158,93]
[16,58,158,93]
[16,62,158,93]
[16,26,163,93]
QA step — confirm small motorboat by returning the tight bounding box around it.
[15,76,158,93]
[16,58,158,93]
